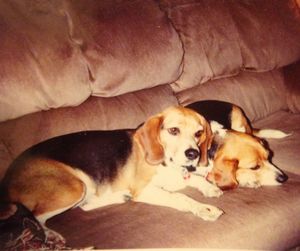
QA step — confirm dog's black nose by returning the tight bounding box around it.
[276,172,288,183]
[185,148,199,160]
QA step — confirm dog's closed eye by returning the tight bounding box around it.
[250,165,260,170]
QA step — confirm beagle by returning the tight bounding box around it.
[205,126,288,189]
[0,106,223,229]
[186,100,289,190]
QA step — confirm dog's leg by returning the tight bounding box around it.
[187,174,223,197]
[80,189,131,211]
[135,185,223,221]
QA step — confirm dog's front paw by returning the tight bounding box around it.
[191,203,224,221]
[200,183,223,198]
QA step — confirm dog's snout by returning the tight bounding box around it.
[185,148,199,160]
[276,172,288,183]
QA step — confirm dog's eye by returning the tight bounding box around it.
[250,165,260,170]
[195,130,203,138]
[168,127,180,136]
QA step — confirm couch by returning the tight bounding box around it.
[0,0,300,249]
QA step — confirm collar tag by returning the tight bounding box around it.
[182,168,191,180]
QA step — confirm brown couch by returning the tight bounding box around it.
[1,0,300,249]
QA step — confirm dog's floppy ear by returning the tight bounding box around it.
[197,115,213,166]
[135,115,164,165]
[207,158,239,190]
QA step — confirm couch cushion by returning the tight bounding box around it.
[160,0,300,92]
[160,0,242,92]
[47,172,300,249]
[66,0,183,97]
[0,84,178,180]
[0,1,91,122]
[176,69,288,122]
[229,0,300,71]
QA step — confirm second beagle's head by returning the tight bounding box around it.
[206,131,288,190]
[135,106,212,170]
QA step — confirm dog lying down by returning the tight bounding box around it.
[0,106,224,229]
[187,100,290,190]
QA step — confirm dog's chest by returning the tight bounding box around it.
[150,166,187,191]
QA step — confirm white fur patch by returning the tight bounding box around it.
[254,129,292,139]
[210,120,227,137]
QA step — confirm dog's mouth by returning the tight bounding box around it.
[182,165,197,172]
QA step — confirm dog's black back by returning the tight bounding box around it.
[7,130,134,183]
[186,100,233,129]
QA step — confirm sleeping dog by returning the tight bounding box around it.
[0,106,223,227]
[186,100,289,190]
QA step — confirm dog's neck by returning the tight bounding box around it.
[208,121,227,161]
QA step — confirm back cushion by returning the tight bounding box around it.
[160,0,300,92]
[0,1,91,122]
[66,0,183,97]
[0,0,183,122]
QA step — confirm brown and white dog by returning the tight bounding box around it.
[0,106,223,227]
[186,100,289,190]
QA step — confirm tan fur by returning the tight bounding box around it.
[207,131,285,189]
[6,158,85,216]
[231,105,252,134]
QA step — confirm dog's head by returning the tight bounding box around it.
[135,106,212,169]
[206,131,288,189]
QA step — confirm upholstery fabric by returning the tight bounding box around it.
[176,69,288,122]
[0,0,91,122]
[160,0,300,92]
[161,0,242,91]
[0,84,178,180]
[65,0,183,97]
[0,0,183,122]
[228,0,300,71]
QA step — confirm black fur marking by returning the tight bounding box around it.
[208,140,219,160]
[186,100,233,130]
[11,130,134,183]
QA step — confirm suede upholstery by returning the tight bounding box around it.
[0,0,300,249]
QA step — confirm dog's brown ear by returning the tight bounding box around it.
[198,115,213,166]
[135,115,164,165]
[207,158,239,190]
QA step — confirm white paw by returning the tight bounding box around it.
[200,183,223,198]
[191,203,224,221]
